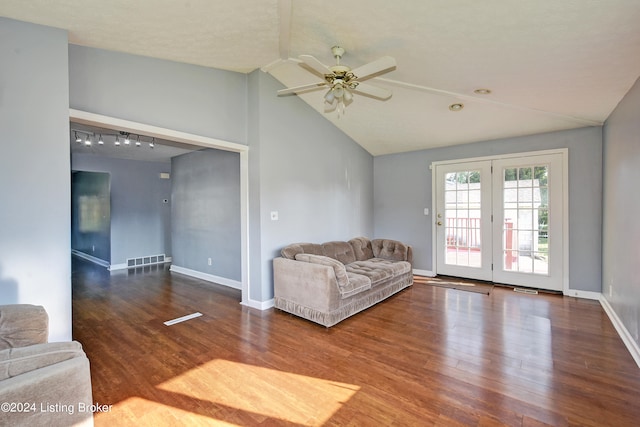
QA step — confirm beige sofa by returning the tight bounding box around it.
[0,304,94,427]
[273,237,413,327]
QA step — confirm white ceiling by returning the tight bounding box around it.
[3,0,640,156]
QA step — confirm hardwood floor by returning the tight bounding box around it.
[72,259,640,426]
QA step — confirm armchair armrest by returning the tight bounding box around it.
[0,305,48,350]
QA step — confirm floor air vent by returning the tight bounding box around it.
[126,254,166,268]
[513,288,539,295]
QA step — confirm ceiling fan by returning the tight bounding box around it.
[277,46,396,113]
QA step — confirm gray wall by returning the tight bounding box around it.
[602,76,640,346]
[0,18,71,341]
[374,126,603,292]
[72,154,172,265]
[171,149,241,281]
[248,71,374,301]
[69,45,248,144]
[71,171,111,262]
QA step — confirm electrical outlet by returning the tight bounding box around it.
[207,258,212,266]
[609,286,613,298]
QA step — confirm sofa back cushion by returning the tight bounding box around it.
[322,241,356,265]
[372,239,409,261]
[281,243,324,260]
[349,237,374,261]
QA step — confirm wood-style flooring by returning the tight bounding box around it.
[71,259,640,426]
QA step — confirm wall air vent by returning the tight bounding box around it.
[126,254,166,268]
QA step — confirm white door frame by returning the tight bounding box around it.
[431,148,569,293]
[69,109,253,307]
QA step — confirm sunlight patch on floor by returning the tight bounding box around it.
[155,359,360,425]
[95,396,240,426]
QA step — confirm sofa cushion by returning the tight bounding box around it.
[349,237,374,261]
[346,259,412,286]
[342,273,372,299]
[372,239,409,261]
[322,241,357,265]
[282,243,324,260]
[0,341,85,381]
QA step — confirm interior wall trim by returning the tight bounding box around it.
[600,295,640,368]
[170,265,242,290]
[71,250,109,268]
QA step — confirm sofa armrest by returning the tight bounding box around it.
[0,305,48,350]
[371,239,413,265]
[273,257,341,312]
[0,350,94,426]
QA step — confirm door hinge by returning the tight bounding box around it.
[491,263,494,271]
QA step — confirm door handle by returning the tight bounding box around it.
[437,221,442,226]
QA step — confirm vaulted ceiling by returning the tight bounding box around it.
[2,0,639,156]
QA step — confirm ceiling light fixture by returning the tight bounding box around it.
[71,129,159,151]
[474,88,492,95]
[449,103,464,111]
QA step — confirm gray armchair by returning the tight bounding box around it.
[0,304,94,426]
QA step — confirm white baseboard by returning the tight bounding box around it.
[241,298,275,310]
[413,269,436,277]
[71,250,109,268]
[170,265,242,290]
[599,296,640,368]
[563,289,601,300]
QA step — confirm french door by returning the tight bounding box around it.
[434,152,565,291]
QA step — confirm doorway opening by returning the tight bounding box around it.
[69,109,251,305]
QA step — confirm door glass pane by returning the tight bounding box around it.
[444,169,482,268]
[502,165,549,275]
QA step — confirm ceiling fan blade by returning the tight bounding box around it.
[299,55,333,77]
[277,81,328,96]
[353,82,393,100]
[351,56,396,81]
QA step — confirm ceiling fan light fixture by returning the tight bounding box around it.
[324,89,335,104]
[278,46,396,114]
[343,88,353,102]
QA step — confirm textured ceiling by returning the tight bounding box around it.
[2,0,640,156]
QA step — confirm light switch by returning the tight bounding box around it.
[270,211,279,221]
[424,208,429,216]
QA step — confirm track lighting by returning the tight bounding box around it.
[71,129,159,152]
